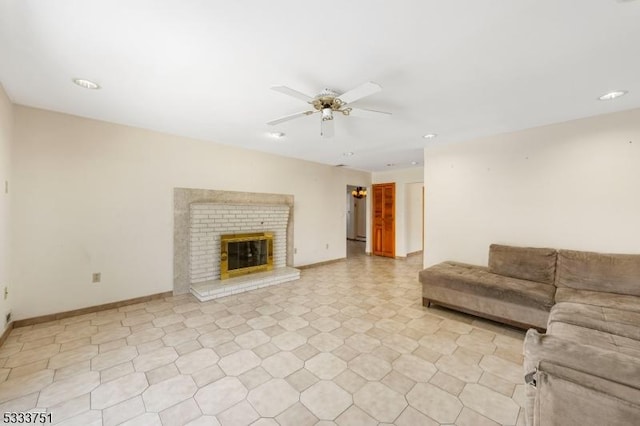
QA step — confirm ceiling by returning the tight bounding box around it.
[1,0,639,172]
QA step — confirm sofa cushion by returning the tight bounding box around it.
[422,285,550,329]
[548,302,640,341]
[488,244,557,285]
[546,321,640,359]
[554,287,640,313]
[419,261,556,310]
[556,249,640,296]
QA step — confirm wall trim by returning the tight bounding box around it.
[297,257,345,269]
[12,291,173,329]
[394,250,423,259]
[0,322,14,347]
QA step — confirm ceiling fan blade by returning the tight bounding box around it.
[271,86,314,103]
[349,107,392,118]
[321,118,334,138]
[337,81,382,105]
[267,110,315,125]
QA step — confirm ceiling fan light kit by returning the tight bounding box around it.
[268,81,391,138]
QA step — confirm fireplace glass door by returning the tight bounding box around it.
[228,240,268,270]
[220,232,274,279]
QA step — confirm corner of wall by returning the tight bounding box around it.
[0,82,14,336]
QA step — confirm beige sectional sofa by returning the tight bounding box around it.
[419,244,557,330]
[419,245,640,425]
[524,250,640,426]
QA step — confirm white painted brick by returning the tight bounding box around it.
[189,203,290,283]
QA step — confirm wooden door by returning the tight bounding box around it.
[372,183,395,257]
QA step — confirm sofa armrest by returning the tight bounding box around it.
[523,330,640,426]
[524,329,640,389]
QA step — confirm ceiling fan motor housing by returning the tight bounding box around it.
[312,89,344,111]
[313,90,354,120]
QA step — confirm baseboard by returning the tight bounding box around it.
[297,257,345,269]
[12,291,174,329]
[393,250,423,260]
[0,321,14,346]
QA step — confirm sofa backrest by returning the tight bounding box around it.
[488,244,557,285]
[556,249,640,296]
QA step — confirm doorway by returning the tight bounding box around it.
[372,182,395,258]
[346,185,367,257]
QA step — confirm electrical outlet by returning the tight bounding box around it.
[92,273,101,283]
[3,286,7,300]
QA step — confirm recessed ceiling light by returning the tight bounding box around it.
[386,163,395,167]
[343,152,354,156]
[598,90,628,101]
[72,78,100,90]
[268,131,285,138]
[423,133,437,139]
[411,161,418,165]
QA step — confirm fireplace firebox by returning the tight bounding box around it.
[220,232,273,279]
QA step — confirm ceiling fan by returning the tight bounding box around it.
[267,81,391,138]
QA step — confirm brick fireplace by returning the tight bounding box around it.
[189,203,288,283]
[173,188,300,300]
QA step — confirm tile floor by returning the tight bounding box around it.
[0,242,527,425]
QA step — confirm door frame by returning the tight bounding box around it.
[372,182,396,258]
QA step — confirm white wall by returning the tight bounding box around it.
[424,107,640,268]
[346,186,356,240]
[0,85,12,332]
[405,182,423,254]
[356,196,367,239]
[372,167,423,257]
[11,106,370,319]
